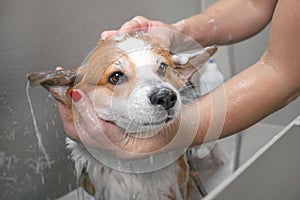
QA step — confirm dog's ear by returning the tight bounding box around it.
[172,46,217,81]
[27,68,79,107]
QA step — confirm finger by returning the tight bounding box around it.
[70,89,103,134]
[73,119,106,148]
[101,30,118,40]
[101,16,149,40]
[55,66,64,71]
[70,89,126,146]
[55,101,80,140]
[118,16,151,34]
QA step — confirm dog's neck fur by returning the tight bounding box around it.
[66,138,190,200]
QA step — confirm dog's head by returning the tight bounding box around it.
[73,33,216,134]
[28,32,216,135]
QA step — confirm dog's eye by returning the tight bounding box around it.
[109,71,127,85]
[157,62,168,76]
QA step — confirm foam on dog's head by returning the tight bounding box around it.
[74,32,216,92]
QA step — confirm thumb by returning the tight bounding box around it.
[101,30,118,40]
[70,89,104,136]
[70,89,122,146]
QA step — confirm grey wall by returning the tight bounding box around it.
[0,0,201,199]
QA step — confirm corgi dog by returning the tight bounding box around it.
[28,32,217,200]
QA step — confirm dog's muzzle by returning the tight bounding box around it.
[149,87,177,110]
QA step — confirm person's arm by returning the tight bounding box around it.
[175,0,277,46]
[191,0,300,144]
[102,0,277,47]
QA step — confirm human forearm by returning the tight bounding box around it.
[191,58,299,145]
[174,0,277,46]
[187,0,300,145]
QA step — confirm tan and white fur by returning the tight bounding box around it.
[29,32,217,200]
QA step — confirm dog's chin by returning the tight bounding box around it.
[97,114,175,134]
[116,115,176,134]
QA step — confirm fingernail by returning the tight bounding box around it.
[55,66,63,71]
[70,90,81,103]
[101,32,108,39]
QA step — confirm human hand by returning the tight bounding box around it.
[101,16,182,49]
[101,15,203,53]
[57,89,126,149]
[53,67,126,153]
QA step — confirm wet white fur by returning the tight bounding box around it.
[117,37,149,53]
[66,138,188,200]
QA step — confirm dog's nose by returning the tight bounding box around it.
[149,87,177,110]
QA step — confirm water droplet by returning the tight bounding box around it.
[41,174,45,185]
[45,122,49,131]
[26,81,51,168]
[149,154,154,165]
[117,159,121,170]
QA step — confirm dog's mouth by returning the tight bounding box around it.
[96,114,118,126]
[143,116,173,126]
[97,113,175,133]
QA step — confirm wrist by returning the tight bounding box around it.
[173,18,208,46]
[172,19,187,36]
